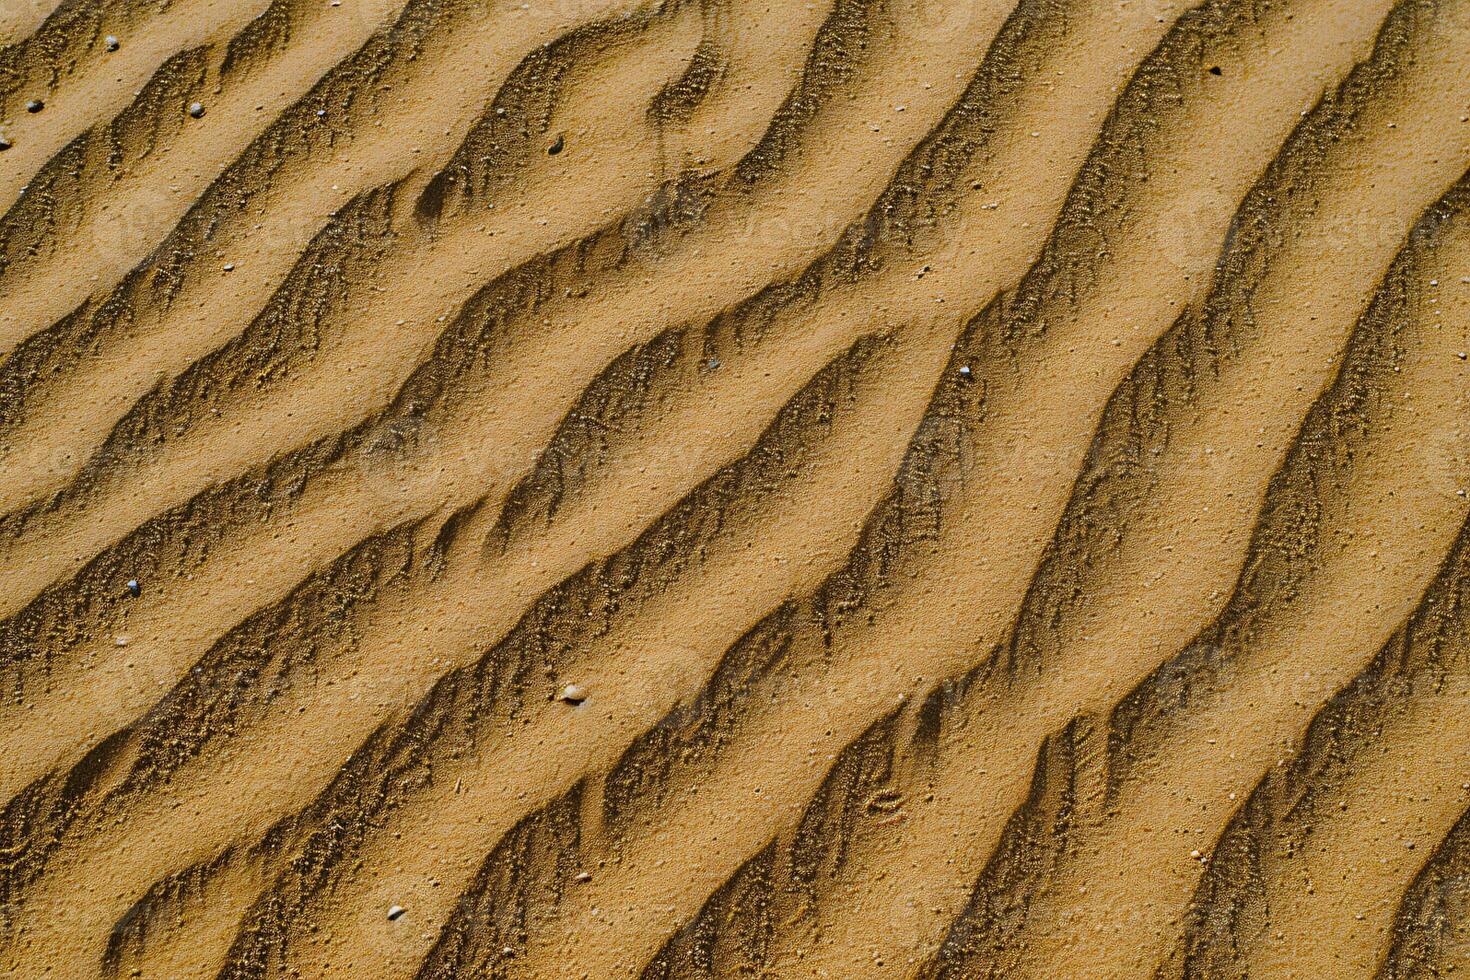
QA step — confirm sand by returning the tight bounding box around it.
[2,0,1470,977]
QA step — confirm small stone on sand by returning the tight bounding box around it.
[574,871,592,883]
[105,36,120,51]
[387,905,406,921]
[188,102,206,118]
[25,100,43,113]
[560,683,586,704]
[126,579,141,596]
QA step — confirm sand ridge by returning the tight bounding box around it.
[3,0,1470,977]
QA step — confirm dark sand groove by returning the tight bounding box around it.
[1382,803,1470,979]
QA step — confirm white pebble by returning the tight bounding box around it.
[560,684,587,704]
[105,36,120,51]
[188,102,206,118]
[387,905,405,921]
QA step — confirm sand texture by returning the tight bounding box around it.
[3,0,1470,976]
